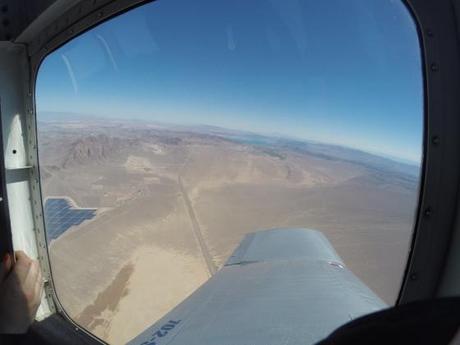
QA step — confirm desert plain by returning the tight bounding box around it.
[38,119,419,344]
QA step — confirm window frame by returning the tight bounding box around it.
[0,104,14,258]
[17,0,460,341]
[396,0,460,303]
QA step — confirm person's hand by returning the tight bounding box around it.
[0,251,43,334]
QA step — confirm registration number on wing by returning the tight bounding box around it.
[139,320,182,345]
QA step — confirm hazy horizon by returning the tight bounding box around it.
[38,110,422,167]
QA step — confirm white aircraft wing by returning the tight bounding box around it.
[127,228,386,345]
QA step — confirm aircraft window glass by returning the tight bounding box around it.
[35,0,423,343]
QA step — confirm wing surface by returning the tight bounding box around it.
[128,228,386,345]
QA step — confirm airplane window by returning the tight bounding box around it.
[35,0,422,344]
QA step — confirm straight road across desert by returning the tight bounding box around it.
[178,176,217,275]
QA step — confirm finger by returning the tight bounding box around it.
[13,251,33,284]
[23,260,40,297]
[32,269,43,311]
[0,253,12,281]
[4,253,12,272]
[14,250,29,264]
[33,263,43,296]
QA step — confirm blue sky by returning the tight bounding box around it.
[36,0,423,163]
